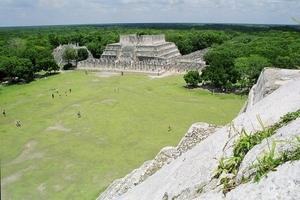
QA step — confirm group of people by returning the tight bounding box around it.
[3,110,21,127]
[53,88,81,118]
[52,88,72,99]
[3,86,81,128]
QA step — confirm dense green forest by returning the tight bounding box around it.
[0,23,299,87]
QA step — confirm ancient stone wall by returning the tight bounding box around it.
[120,34,165,44]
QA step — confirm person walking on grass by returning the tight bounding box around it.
[15,120,21,126]
[3,110,6,117]
[77,111,81,118]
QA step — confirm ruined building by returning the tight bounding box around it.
[75,34,209,75]
[101,34,181,61]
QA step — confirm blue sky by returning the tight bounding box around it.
[0,0,299,27]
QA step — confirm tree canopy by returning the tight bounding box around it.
[77,48,89,61]
[0,23,299,84]
[199,30,300,89]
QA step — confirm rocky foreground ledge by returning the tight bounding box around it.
[97,68,300,200]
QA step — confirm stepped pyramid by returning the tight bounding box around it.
[101,34,181,61]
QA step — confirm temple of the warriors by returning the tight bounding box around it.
[101,34,181,61]
[54,34,209,75]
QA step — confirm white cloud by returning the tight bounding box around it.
[37,0,70,8]
[0,0,299,26]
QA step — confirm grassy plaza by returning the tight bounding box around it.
[0,70,246,199]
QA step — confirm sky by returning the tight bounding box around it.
[0,0,300,27]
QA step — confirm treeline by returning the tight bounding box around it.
[201,29,300,89]
[0,23,299,85]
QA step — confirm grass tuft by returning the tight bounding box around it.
[215,109,300,194]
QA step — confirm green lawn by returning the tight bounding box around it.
[0,70,246,200]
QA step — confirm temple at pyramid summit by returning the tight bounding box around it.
[101,34,181,61]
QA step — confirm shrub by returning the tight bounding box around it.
[183,71,201,87]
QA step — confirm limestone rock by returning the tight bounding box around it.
[224,161,300,200]
[236,118,300,184]
[240,67,300,113]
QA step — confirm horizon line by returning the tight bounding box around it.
[0,22,299,29]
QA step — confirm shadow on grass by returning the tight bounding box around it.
[34,71,61,78]
[184,83,249,95]
[0,71,62,86]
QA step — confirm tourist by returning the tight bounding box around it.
[168,124,172,132]
[3,110,6,117]
[69,88,72,93]
[77,111,81,118]
[15,120,21,127]
[52,94,54,98]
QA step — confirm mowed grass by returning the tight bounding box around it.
[0,70,246,200]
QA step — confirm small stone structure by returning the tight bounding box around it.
[75,34,209,75]
[52,44,92,67]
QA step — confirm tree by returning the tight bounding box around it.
[274,56,297,69]
[77,48,89,61]
[6,38,25,57]
[183,71,201,87]
[177,38,194,55]
[86,42,102,58]
[234,55,271,88]
[48,33,60,47]
[37,58,60,73]
[0,56,34,82]
[12,58,34,82]
[0,56,18,81]
[62,45,77,65]
[20,46,38,68]
[201,49,237,88]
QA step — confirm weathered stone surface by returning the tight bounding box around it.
[236,118,300,184]
[240,67,300,113]
[101,34,181,61]
[195,161,300,200]
[224,161,300,200]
